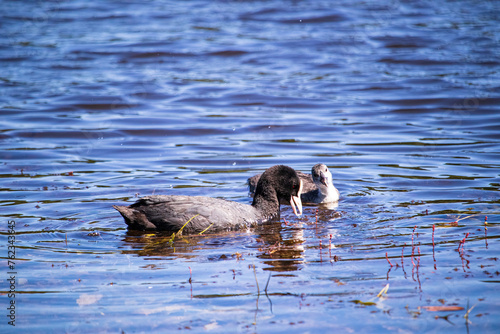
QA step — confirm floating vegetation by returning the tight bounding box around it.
[168,214,200,245]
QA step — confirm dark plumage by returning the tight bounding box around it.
[248,163,339,204]
[113,165,303,234]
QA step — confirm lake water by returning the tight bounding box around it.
[1,0,499,332]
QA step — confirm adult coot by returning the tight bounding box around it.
[248,163,339,204]
[113,165,303,234]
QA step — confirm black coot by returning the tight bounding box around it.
[114,165,303,234]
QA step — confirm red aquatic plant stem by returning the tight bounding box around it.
[319,240,323,262]
[456,232,469,254]
[460,248,466,271]
[386,252,393,267]
[411,226,416,267]
[432,224,435,245]
[411,226,416,255]
[411,227,414,248]
[485,226,488,248]
[414,225,418,243]
[329,234,332,260]
[400,243,408,278]
[431,225,437,269]
[461,232,469,252]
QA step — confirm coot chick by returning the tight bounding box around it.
[113,165,303,234]
[248,163,339,204]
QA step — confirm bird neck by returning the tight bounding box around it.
[252,186,280,217]
[320,184,339,202]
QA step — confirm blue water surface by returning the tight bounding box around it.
[1,0,499,333]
